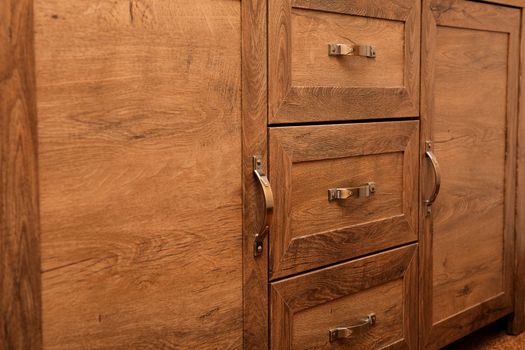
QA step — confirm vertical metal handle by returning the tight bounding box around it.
[425,141,441,213]
[253,156,274,257]
[329,313,376,342]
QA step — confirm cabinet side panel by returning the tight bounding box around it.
[0,0,42,348]
[509,7,525,335]
[34,1,242,348]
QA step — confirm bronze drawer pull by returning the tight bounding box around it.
[424,141,441,214]
[329,313,376,342]
[328,43,376,58]
[328,182,376,202]
[253,156,274,257]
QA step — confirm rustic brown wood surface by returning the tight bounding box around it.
[34,0,242,348]
[269,121,419,279]
[291,9,404,88]
[242,0,270,347]
[476,0,525,7]
[270,244,418,349]
[420,1,520,348]
[268,0,420,123]
[0,0,42,348]
[508,5,525,336]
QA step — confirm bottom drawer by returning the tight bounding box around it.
[270,245,417,349]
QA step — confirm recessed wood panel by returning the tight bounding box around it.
[420,1,519,348]
[34,0,242,348]
[290,153,404,239]
[271,245,417,350]
[269,121,419,279]
[432,27,508,322]
[269,0,420,123]
[292,280,403,349]
[291,9,405,88]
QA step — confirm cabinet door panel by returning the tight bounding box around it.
[420,1,519,348]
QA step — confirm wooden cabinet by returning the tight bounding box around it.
[420,1,520,348]
[247,0,525,349]
[2,0,525,349]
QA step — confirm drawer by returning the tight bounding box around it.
[269,0,420,124]
[271,244,418,350]
[269,121,418,279]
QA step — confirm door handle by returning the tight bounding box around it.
[328,182,376,202]
[253,156,274,257]
[329,313,376,342]
[328,43,376,58]
[425,141,441,213]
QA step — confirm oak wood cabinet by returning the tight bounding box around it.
[246,0,525,349]
[1,0,525,349]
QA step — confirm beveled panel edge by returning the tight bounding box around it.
[0,0,42,348]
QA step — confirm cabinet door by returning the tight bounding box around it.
[420,1,519,348]
[268,0,420,124]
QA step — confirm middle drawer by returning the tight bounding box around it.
[269,121,419,279]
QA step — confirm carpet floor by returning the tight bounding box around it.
[443,320,525,349]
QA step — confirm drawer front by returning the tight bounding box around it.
[269,0,420,123]
[269,121,419,279]
[271,245,417,350]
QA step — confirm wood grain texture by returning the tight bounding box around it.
[420,1,520,348]
[268,0,420,123]
[508,6,525,335]
[241,0,269,347]
[270,244,418,350]
[0,0,42,348]
[291,9,405,88]
[476,0,525,7]
[432,26,509,322]
[269,121,419,279]
[34,1,242,348]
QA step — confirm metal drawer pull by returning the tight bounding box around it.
[424,141,441,214]
[329,313,376,342]
[253,156,274,257]
[328,43,376,58]
[328,182,376,202]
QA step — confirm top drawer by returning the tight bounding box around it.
[269,0,420,123]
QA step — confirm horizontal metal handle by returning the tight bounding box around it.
[329,313,376,342]
[253,156,274,256]
[424,141,441,214]
[328,43,376,58]
[328,182,376,202]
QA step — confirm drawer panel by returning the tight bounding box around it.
[292,9,404,88]
[269,0,420,123]
[269,121,419,279]
[271,244,417,350]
